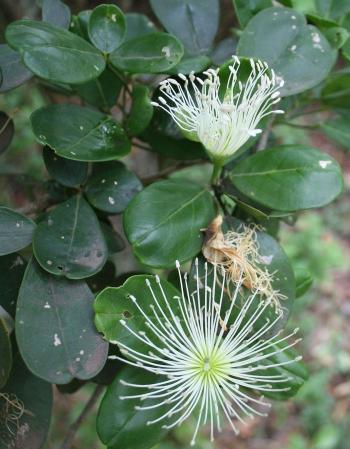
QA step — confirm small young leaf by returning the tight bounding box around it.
[88,4,126,53]
[42,0,71,29]
[125,85,154,136]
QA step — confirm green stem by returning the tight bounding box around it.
[211,162,223,186]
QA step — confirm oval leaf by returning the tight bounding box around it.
[0,318,12,388]
[97,366,168,449]
[109,32,183,74]
[42,0,71,29]
[237,7,335,96]
[6,20,105,84]
[124,179,216,268]
[0,111,14,155]
[88,4,126,53]
[43,146,88,187]
[0,44,32,92]
[85,161,142,214]
[0,356,53,449]
[321,115,350,149]
[150,0,219,56]
[31,104,130,162]
[125,84,154,136]
[125,13,157,41]
[0,207,36,256]
[16,259,108,384]
[33,195,107,279]
[229,146,343,211]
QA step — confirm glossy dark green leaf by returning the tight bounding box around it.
[88,4,126,53]
[85,162,142,214]
[307,14,349,49]
[0,111,14,155]
[230,146,343,211]
[294,267,313,298]
[0,44,32,92]
[70,10,91,39]
[0,319,12,388]
[321,68,350,108]
[150,0,219,56]
[168,54,211,75]
[43,146,88,187]
[33,195,107,279]
[31,104,130,162]
[0,207,36,256]
[232,0,272,28]
[315,0,350,21]
[0,253,26,318]
[6,20,105,84]
[109,33,183,74]
[94,275,181,349]
[237,7,335,96]
[321,115,350,149]
[124,179,216,268]
[97,366,168,449]
[125,13,157,41]
[125,85,154,136]
[42,0,71,29]
[75,68,123,109]
[0,356,53,449]
[211,37,237,65]
[16,259,109,384]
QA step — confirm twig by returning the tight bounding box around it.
[256,115,275,151]
[57,385,104,449]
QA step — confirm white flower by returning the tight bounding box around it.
[109,261,301,445]
[151,57,284,162]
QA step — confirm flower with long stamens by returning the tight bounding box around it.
[109,261,302,445]
[151,57,284,164]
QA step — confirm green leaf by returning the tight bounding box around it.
[229,145,343,211]
[0,111,14,155]
[125,13,157,41]
[125,85,154,136]
[211,37,237,65]
[150,0,219,56]
[0,44,32,92]
[0,207,36,256]
[42,0,71,29]
[0,253,26,318]
[85,161,142,214]
[31,104,130,162]
[0,318,12,389]
[6,20,105,84]
[33,195,108,279]
[258,344,308,400]
[94,274,181,349]
[74,67,123,109]
[168,54,211,75]
[16,259,108,384]
[321,68,350,108]
[0,356,53,449]
[321,115,350,149]
[124,179,216,268]
[97,366,168,449]
[109,32,183,74]
[307,14,349,49]
[237,7,336,96]
[88,4,126,53]
[232,0,272,28]
[294,267,313,298]
[88,259,118,293]
[43,146,88,187]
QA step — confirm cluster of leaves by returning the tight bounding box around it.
[0,0,346,448]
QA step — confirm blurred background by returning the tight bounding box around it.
[1,1,350,449]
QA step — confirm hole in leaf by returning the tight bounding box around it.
[123,310,132,319]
